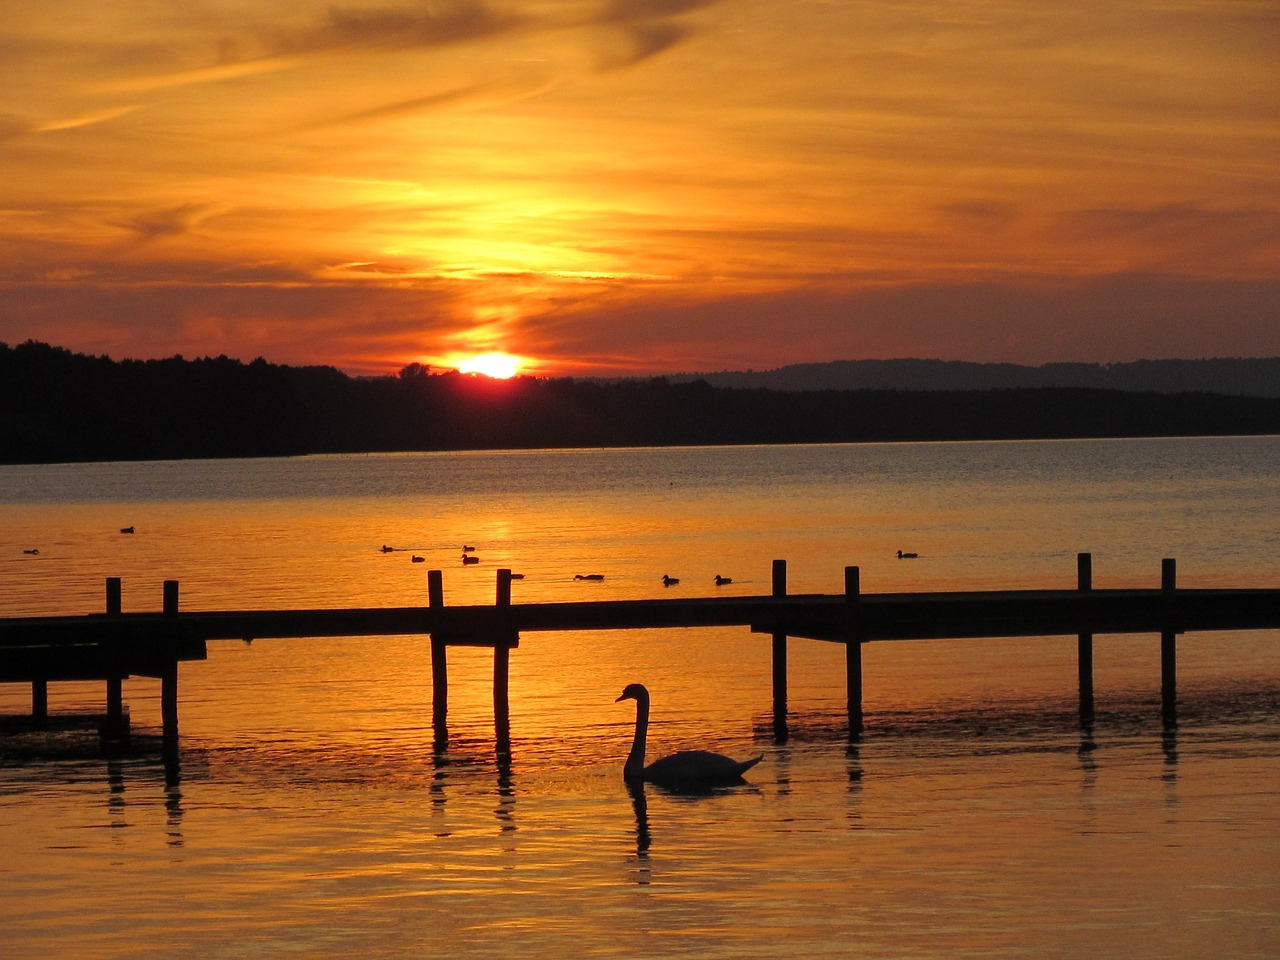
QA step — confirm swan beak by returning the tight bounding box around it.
[615,693,626,702]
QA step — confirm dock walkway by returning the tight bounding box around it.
[3,556,1278,752]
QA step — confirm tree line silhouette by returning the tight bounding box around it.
[4,340,1279,464]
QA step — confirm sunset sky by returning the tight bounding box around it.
[1,1,1276,376]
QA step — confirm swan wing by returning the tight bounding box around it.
[643,750,763,787]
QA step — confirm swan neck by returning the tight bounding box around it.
[625,695,650,779]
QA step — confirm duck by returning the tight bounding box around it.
[411,555,425,563]
[509,572,525,580]
[120,526,134,534]
[662,574,680,586]
[574,573,605,581]
[462,545,476,553]
[615,683,762,788]
[462,554,480,564]
[380,545,394,553]
[897,550,918,559]
[22,548,39,555]
[714,574,732,585]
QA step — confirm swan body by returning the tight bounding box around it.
[616,683,762,788]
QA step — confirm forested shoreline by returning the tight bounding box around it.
[4,340,1278,464]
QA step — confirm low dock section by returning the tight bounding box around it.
[2,556,1279,750]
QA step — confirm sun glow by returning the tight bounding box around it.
[456,352,523,379]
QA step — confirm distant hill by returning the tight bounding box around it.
[667,358,1280,397]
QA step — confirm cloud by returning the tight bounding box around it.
[294,77,556,130]
[280,1,523,56]
[599,0,722,24]
[114,204,218,244]
[105,1,526,95]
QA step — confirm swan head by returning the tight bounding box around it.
[615,682,649,704]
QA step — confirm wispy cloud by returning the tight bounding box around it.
[114,204,218,244]
[34,106,141,133]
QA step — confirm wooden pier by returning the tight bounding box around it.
[2,555,1279,753]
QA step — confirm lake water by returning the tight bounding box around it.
[2,437,1279,959]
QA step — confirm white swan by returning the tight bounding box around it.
[615,683,762,788]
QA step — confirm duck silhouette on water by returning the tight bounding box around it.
[616,683,762,790]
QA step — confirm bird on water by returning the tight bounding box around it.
[662,574,679,586]
[897,550,918,559]
[615,683,763,789]
[574,573,605,581]
[714,574,732,585]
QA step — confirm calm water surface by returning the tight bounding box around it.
[2,438,1279,959]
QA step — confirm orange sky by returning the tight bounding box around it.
[1,1,1276,376]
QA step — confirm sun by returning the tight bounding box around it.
[457,352,523,379]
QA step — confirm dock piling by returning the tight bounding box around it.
[771,559,789,741]
[1162,558,1178,728]
[102,577,128,745]
[495,569,513,753]
[1077,553,1094,724]
[31,680,47,725]
[161,580,180,756]
[845,565,863,739]
[428,569,447,740]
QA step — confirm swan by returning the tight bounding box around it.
[714,574,732,585]
[897,550,918,559]
[662,574,679,586]
[615,683,762,788]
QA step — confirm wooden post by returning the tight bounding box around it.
[845,565,863,739]
[771,559,789,741]
[494,569,512,754]
[1161,558,1178,728]
[428,570,447,739]
[1077,553,1094,724]
[103,577,127,743]
[31,681,48,725]
[161,580,180,754]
